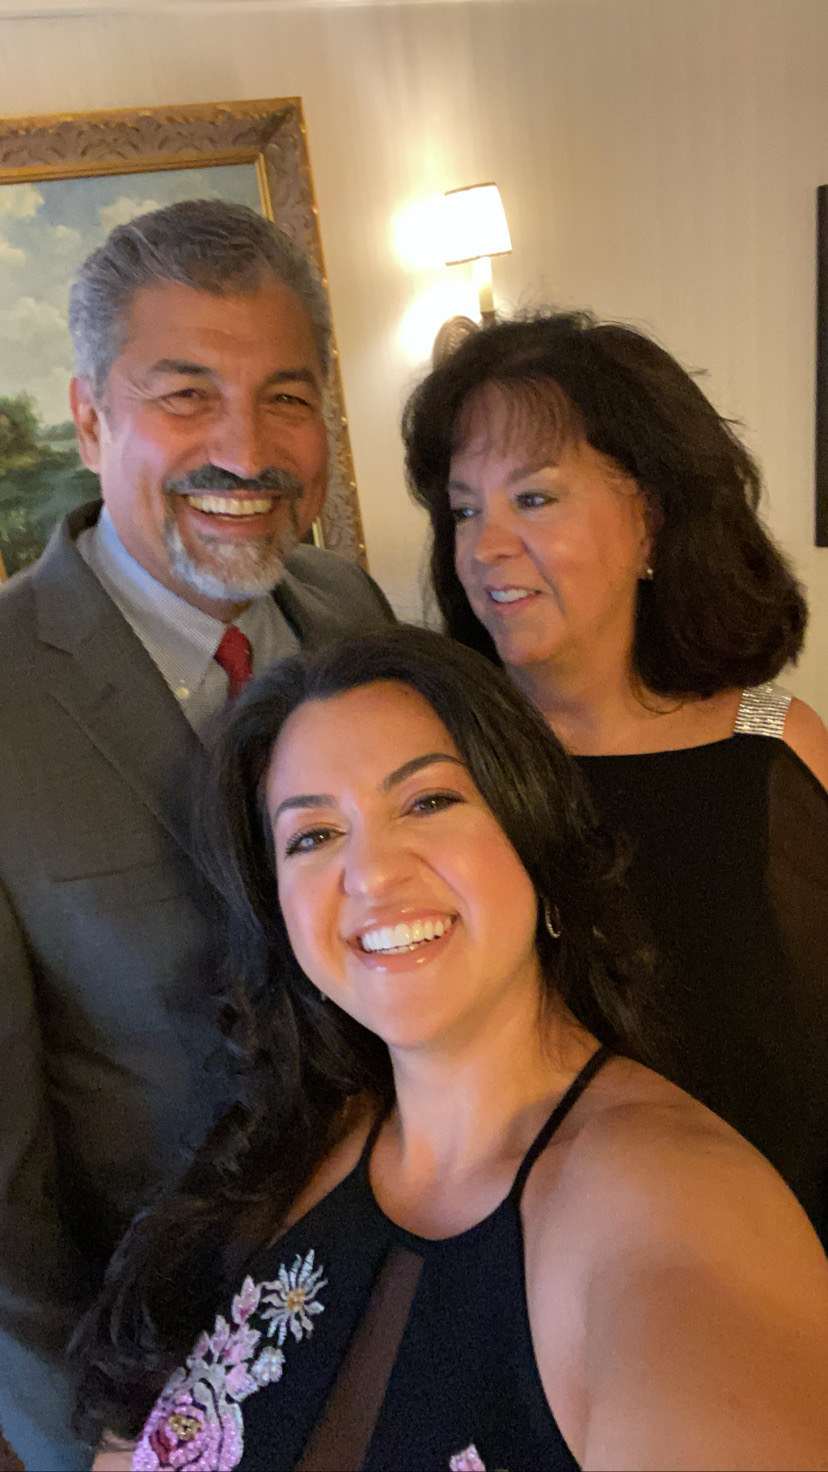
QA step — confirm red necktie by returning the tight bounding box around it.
[214,625,253,702]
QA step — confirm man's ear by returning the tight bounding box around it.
[69,376,103,473]
[303,476,328,531]
[296,457,329,540]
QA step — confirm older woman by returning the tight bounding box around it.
[76,630,826,1472]
[402,313,828,1236]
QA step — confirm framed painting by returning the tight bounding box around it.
[0,98,365,579]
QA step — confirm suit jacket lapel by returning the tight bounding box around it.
[32,506,207,868]
[273,562,350,650]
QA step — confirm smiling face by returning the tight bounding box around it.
[265,681,543,1054]
[449,387,652,685]
[70,275,328,619]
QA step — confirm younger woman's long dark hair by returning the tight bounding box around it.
[73,627,663,1445]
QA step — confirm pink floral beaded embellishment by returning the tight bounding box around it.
[132,1249,326,1471]
[449,1447,487,1471]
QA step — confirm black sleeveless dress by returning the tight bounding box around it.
[132,1049,609,1472]
[578,725,828,1239]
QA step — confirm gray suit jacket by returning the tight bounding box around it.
[0,502,394,1466]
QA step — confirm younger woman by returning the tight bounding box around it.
[78,630,826,1472]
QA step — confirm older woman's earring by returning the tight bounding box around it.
[642,563,654,580]
[542,898,562,940]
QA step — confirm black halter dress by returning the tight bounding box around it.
[132,1048,610,1472]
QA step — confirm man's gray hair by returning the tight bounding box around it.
[69,198,332,398]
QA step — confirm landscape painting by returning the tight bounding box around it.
[0,164,262,577]
[0,100,366,579]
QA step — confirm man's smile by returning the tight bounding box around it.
[182,493,280,518]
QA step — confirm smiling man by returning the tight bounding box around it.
[0,200,393,1469]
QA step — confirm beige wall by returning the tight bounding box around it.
[1,0,827,712]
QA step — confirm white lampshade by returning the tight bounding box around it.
[442,183,512,265]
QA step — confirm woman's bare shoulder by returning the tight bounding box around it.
[523,1058,828,1465]
[783,695,828,789]
[532,1057,824,1279]
[546,1059,828,1466]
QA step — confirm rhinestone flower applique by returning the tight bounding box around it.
[449,1447,487,1471]
[132,1251,327,1471]
[259,1250,328,1346]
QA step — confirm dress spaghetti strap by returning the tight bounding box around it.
[510,1044,611,1204]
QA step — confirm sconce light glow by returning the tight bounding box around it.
[398,278,480,364]
[442,183,512,265]
[392,196,449,270]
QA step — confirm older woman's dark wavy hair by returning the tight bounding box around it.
[402,311,807,695]
[73,627,662,1445]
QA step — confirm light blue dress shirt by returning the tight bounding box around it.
[77,507,300,736]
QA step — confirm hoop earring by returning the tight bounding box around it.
[542,898,562,940]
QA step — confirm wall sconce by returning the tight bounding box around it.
[433,182,512,363]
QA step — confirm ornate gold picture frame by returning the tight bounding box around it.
[0,98,365,580]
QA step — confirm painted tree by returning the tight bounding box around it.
[0,394,41,465]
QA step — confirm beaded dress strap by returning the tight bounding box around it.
[733,682,792,737]
[510,1045,611,1205]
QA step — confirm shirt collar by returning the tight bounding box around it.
[81,507,245,694]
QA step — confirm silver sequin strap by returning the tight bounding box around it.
[732,681,792,737]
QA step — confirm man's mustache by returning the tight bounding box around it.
[165,464,305,498]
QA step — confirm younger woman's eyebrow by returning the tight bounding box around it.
[380,752,465,792]
[272,754,465,822]
[272,792,334,822]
